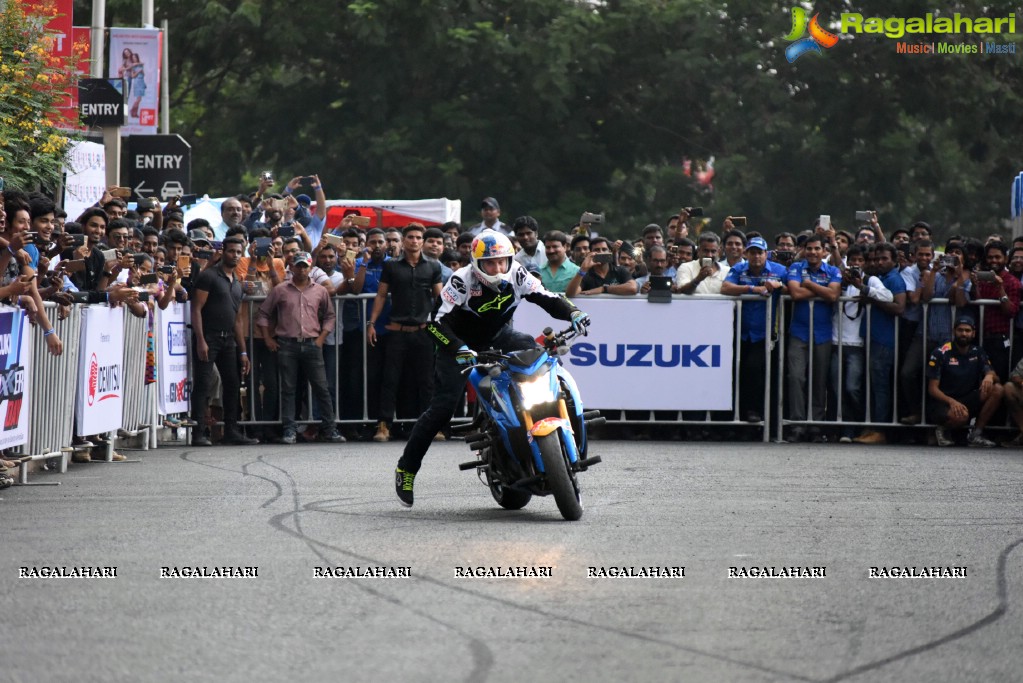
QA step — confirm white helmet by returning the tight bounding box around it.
[471,230,515,288]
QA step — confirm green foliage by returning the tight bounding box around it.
[89,0,1023,240]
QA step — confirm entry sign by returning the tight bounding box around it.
[127,134,191,202]
[78,78,126,127]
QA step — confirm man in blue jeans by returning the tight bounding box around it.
[854,243,907,444]
[785,234,841,442]
[256,252,344,444]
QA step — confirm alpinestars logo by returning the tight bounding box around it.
[785,7,839,62]
[479,293,513,313]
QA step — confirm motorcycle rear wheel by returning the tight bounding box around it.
[537,433,583,520]
[486,468,532,510]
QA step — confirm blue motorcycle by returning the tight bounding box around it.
[454,325,604,521]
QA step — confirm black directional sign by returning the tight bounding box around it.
[79,78,126,127]
[127,134,191,202]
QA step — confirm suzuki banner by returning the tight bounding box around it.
[156,301,190,415]
[76,305,125,435]
[513,297,735,410]
[0,307,32,449]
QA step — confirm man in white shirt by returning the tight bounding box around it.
[674,233,727,295]
[512,216,547,271]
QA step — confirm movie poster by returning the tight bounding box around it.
[107,27,162,135]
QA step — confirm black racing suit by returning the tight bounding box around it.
[398,262,580,474]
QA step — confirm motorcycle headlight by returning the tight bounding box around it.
[517,375,556,409]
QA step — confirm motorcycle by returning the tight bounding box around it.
[453,325,604,521]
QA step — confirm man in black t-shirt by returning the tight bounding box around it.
[565,236,637,296]
[927,315,1002,447]
[190,237,259,446]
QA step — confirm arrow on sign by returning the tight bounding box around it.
[134,181,153,197]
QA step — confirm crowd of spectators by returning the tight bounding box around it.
[2,173,1022,490]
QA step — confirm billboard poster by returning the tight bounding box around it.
[108,27,162,135]
[0,308,32,449]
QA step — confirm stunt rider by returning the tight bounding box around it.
[394,229,590,506]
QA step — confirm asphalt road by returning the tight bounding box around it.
[3,439,1023,683]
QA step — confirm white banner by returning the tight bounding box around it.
[62,140,107,222]
[76,306,125,435]
[156,301,190,415]
[0,308,32,449]
[108,28,162,135]
[513,297,735,410]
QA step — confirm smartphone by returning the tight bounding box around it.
[254,237,272,257]
[110,186,132,198]
[0,176,4,191]
[941,255,957,270]
[323,234,345,248]
[855,210,873,222]
[729,216,747,227]
[210,240,223,251]
[177,255,191,270]
[62,260,86,273]
[593,253,613,264]
[272,199,289,213]
[101,248,118,262]
[352,216,371,228]
[72,234,86,246]
[158,265,176,274]
[975,270,998,282]
[277,225,295,238]
[261,171,274,184]
[342,250,356,265]
[580,211,605,224]
[140,273,159,285]
[178,194,198,206]
[194,249,214,260]
[700,257,714,268]
[685,207,704,217]
[818,215,831,231]
[136,290,150,302]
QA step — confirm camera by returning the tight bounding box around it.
[580,211,604,224]
[846,266,862,279]
[769,250,794,266]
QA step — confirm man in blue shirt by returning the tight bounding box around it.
[721,237,787,422]
[854,243,907,444]
[785,234,842,441]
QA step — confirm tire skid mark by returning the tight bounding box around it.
[179,451,283,508]
[821,535,1023,683]
[255,455,495,683]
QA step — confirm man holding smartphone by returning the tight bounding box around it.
[673,233,726,295]
[565,237,637,296]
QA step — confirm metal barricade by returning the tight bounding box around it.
[13,303,82,483]
[120,308,154,444]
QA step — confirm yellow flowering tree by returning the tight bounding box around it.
[0,0,82,190]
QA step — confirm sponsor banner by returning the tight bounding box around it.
[513,298,735,410]
[108,28,162,135]
[0,308,32,448]
[76,306,124,435]
[62,140,106,223]
[157,302,190,415]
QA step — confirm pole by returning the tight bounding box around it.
[92,0,120,187]
[142,0,154,27]
[161,19,169,134]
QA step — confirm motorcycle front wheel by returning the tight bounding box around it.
[537,433,583,520]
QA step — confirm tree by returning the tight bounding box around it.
[0,0,81,190]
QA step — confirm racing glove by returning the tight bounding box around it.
[570,310,591,335]
[455,345,478,366]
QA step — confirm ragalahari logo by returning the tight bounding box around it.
[785,7,840,62]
